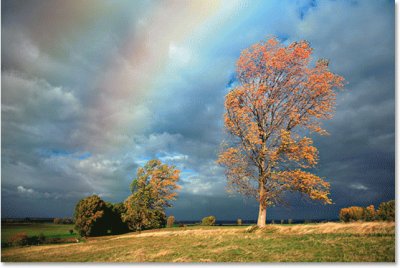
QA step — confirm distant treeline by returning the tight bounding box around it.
[339,200,395,222]
[2,218,56,223]
[176,219,339,225]
[53,218,74,224]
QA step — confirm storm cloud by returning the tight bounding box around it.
[2,0,394,220]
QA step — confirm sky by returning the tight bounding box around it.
[1,0,394,220]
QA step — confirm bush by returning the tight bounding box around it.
[377,200,395,221]
[339,206,364,222]
[27,235,40,245]
[167,216,175,228]
[74,195,109,237]
[237,218,242,226]
[69,229,74,235]
[201,216,216,226]
[38,233,46,244]
[9,232,29,246]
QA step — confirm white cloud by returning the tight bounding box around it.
[350,183,368,191]
[17,186,34,194]
[159,152,188,162]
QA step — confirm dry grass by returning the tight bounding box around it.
[111,227,243,240]
[253,222,395,235]
[2,222,395,262]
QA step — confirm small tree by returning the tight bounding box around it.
[201,216,216,226]
[123,159,180,231]
[123,194,164,232]
[74,195,109,237]
[339,208,350,222]
[364,205,376,221]
[167,216,175,228]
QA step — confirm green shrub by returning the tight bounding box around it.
[27,235,40,245]
[167,216,175,228]
[201,216,216,226]
[38,233,46,244]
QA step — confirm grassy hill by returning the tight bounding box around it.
[1,222,395,262]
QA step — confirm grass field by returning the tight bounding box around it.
[1,222,395,262]
[1,223,77,244]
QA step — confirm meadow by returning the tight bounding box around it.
[1,222,395,262]
[1,223,77,244]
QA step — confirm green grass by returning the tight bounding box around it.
[2,223,77,244]
[1,222,395,262]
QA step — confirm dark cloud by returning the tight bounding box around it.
[1,0,394,220]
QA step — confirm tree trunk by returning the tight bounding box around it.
[257,202,267,227]
[257,174,267,227]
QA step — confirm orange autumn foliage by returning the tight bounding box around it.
[218,37,344,225]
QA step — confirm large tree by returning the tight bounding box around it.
[123,159,181,231]
[218,38,344,227]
